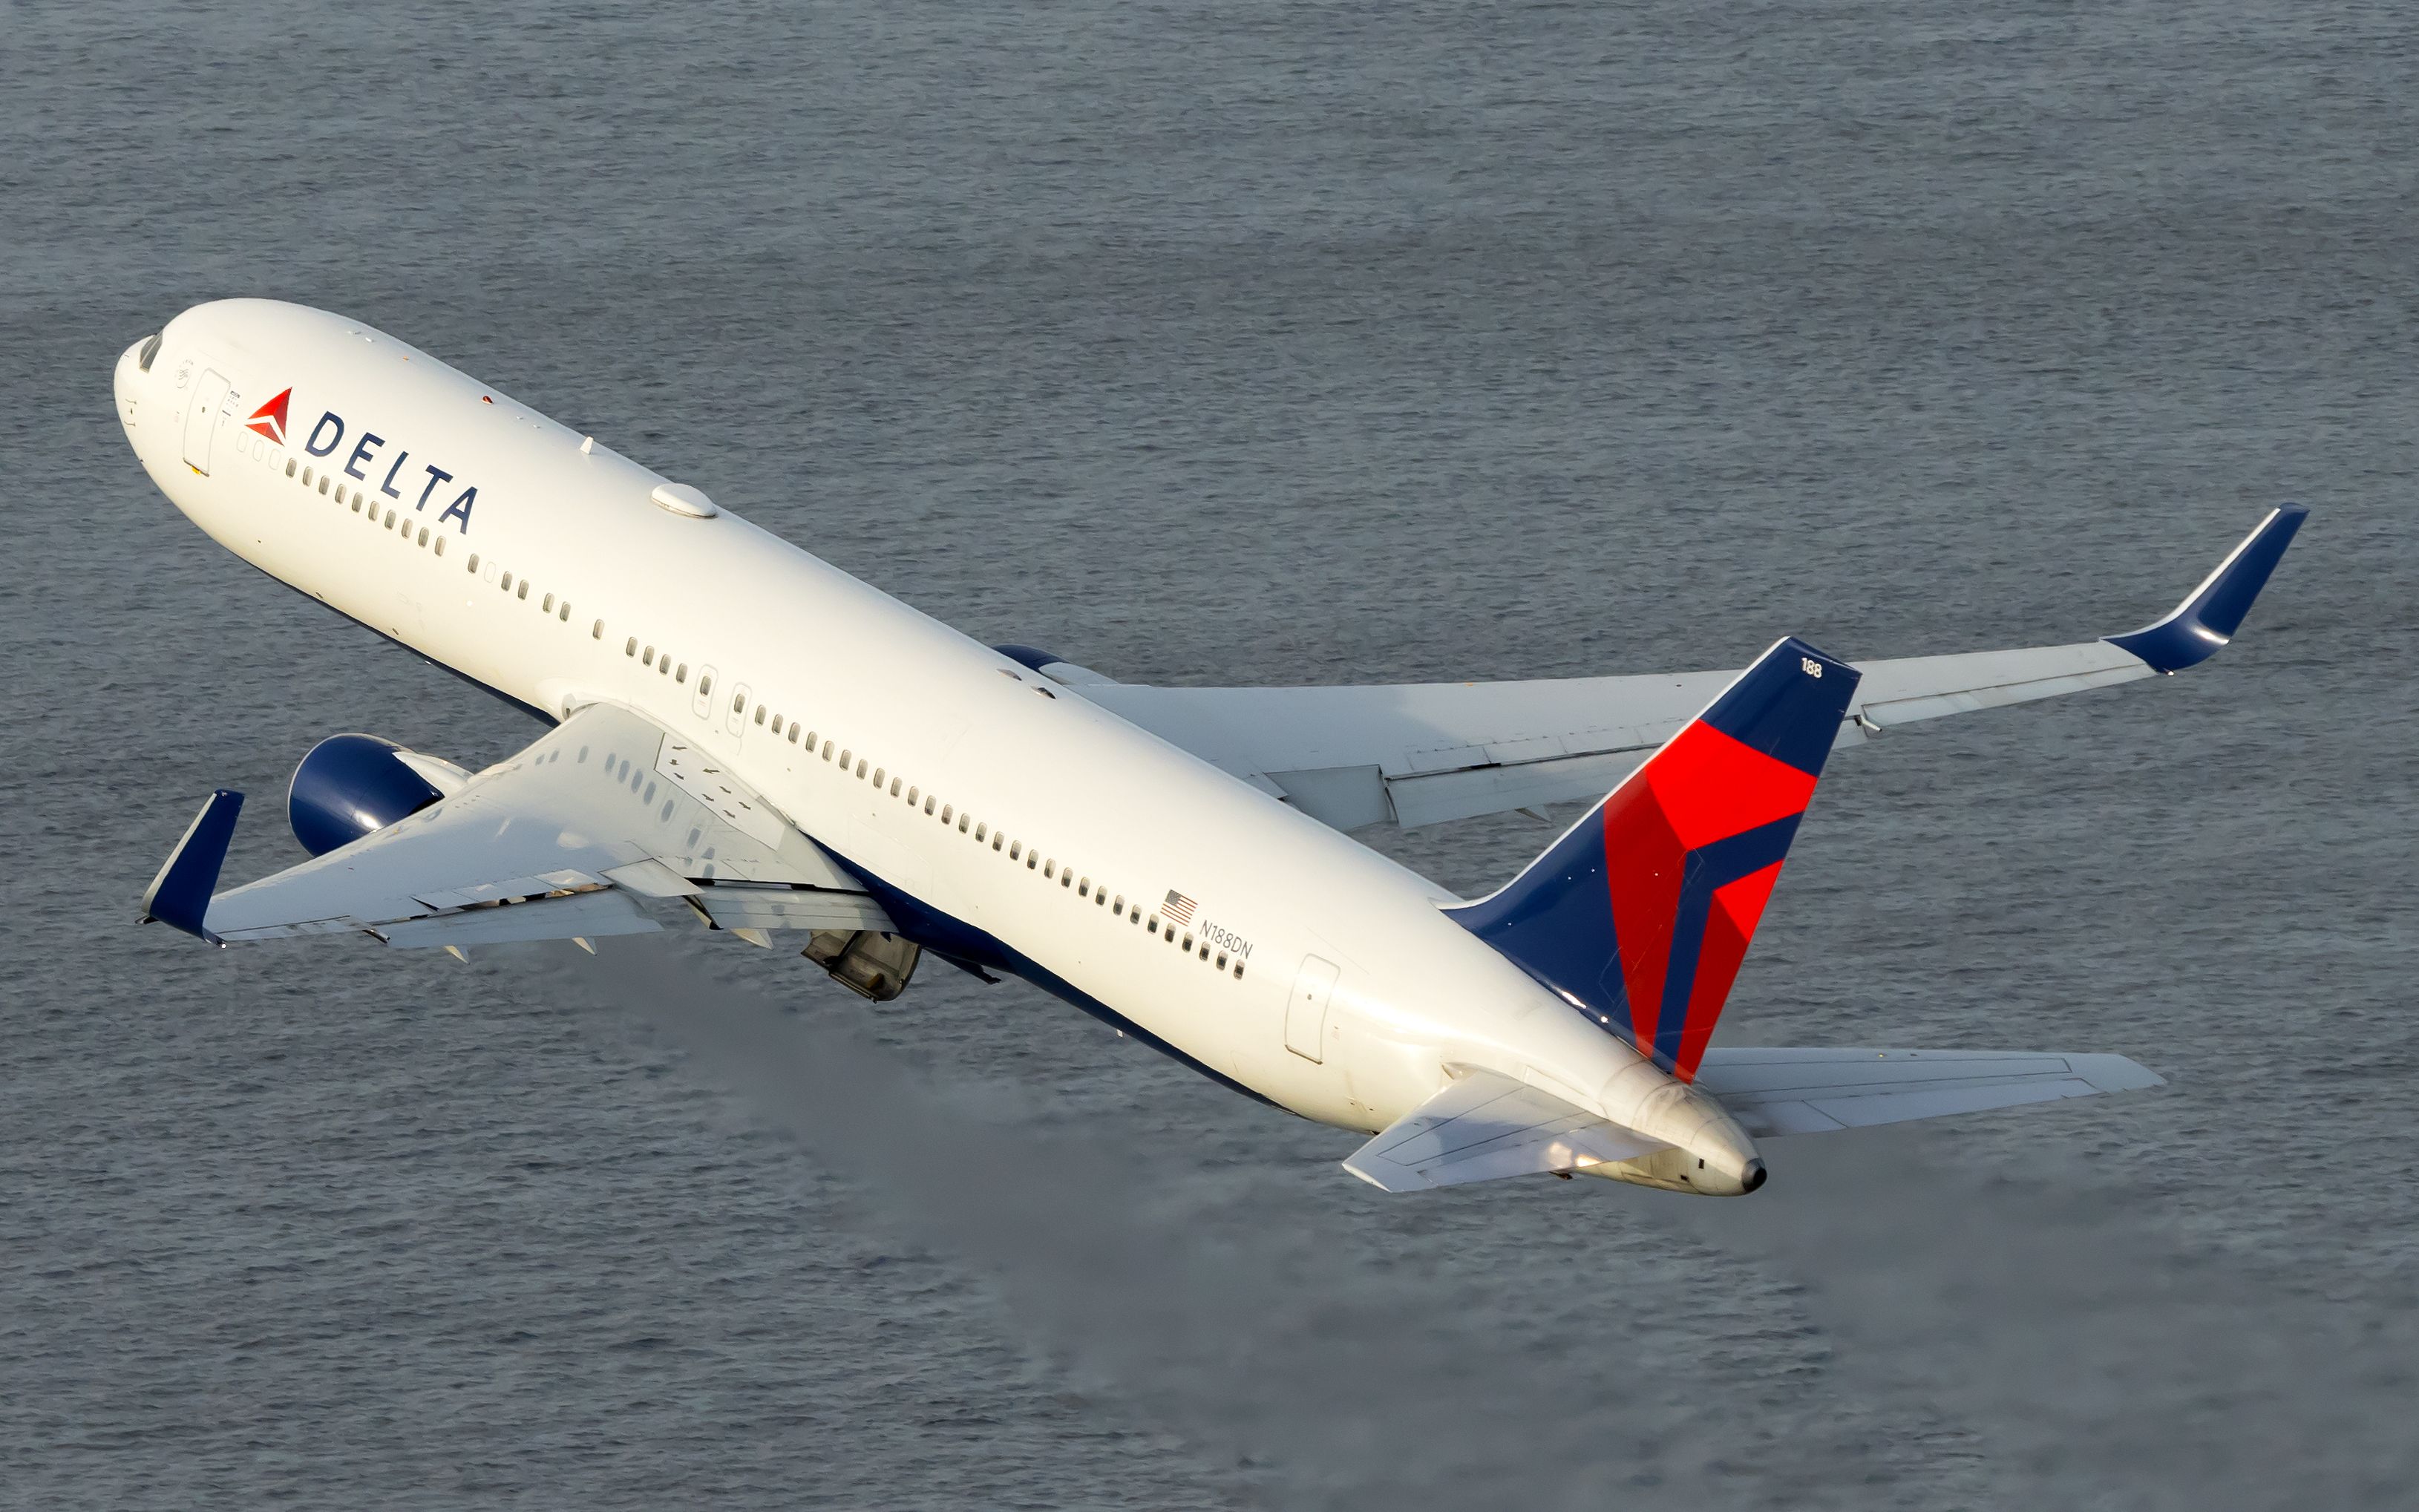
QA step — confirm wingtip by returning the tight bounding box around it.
[2105,505,2308,674]
[140,789,245,943]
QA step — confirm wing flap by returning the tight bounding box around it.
[376,889,662,948]
[1695,1048,2164,1136]
[691,886,896,934]
[1343,1067,1666,1192]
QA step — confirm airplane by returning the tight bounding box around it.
[117,299,2305,1197]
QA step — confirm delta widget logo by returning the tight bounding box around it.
[246,387,291,445]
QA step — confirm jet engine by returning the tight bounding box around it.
[287,733,470,856]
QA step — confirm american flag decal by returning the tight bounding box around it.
[1162,890,1197,926]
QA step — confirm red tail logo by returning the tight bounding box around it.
[246,387,292,445]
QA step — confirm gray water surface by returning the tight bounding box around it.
[4,3,2415,1507]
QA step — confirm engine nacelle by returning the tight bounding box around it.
[288,733,452,856]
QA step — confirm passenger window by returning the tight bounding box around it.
[319,477,331,496]
[990,833,1002,850]
[754,705,766,726]
[658,657,670,677]
[517,580,529,600]
[822,742,834,760]
[469,554,481,574]
[434,535,445,556]
[625,637,637,656]
[302,466,314,485]
[501,572,514,591]
[676,664,687,682]
[1009,842,1022,860]
[1028,853,1039,871]
[698,674,713,696]
[1113,897,1125,915]
[924,796,937,816]
[286,459,298,478]
[644,647,655,667]
[1234,963,1245,978]
[1182,935,1194,952]
[788,725,801,744]
[559,603,570,621]
[1078,878,1090,897]
[418,528,431,547]
[770,715,783,735]
[906,785,917,805]
[543,594,556,613]
[593,619,604,639]
[1216,953,1228,969]
[872,768,885,787]
[1063,871,1073,889]
[1044,861,1055,880]
[856,759,868,779]
[888,777,900,796]
[732,693,745,714]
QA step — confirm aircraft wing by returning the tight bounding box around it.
[1050,507,2305,831]
[1342,1067,1667,1191]
[140,703,891,950]
[1692,1047,2164,1136]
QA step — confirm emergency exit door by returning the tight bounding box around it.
[1284,955,1339,1063]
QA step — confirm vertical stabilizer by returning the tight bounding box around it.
[1447,638,1858,1080]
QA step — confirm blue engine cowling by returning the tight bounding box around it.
[289,733,445,856]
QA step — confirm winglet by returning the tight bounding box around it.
[2105,505,2308,674]
[140,790,244,944]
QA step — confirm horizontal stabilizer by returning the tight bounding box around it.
[1694,1047,2162,1136]
[1343,1067,1665,1192]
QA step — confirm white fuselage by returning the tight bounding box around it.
[117,299,1745,1178]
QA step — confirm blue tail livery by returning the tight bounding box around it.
[1447,638,1859,1081]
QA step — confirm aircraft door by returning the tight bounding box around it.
[1284,955,1339,1063]
[182,368,228,474]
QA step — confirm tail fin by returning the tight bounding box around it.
[1447,637,1859,1081]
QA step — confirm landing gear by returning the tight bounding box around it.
[802,929,921,1001]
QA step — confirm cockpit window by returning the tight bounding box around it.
[137,334,161,372]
